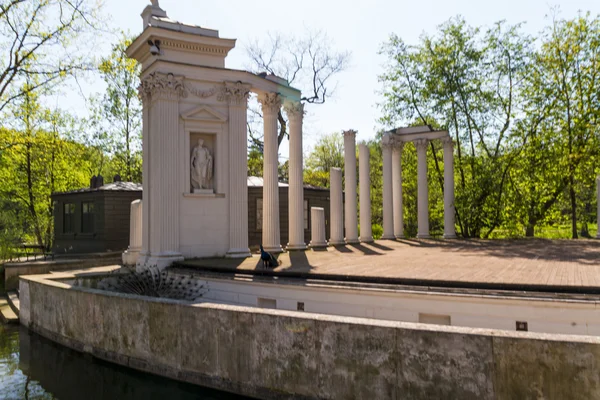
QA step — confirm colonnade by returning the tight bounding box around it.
[381,132,456,239]
[328,128,456,245]
[257,93,306,253]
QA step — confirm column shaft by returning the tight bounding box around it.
[381,134,394,239]
[359,143,373,242]
[260,93,283,253]
[227,91,252,257]
[443,137,456,238]
[140,102,150,260]
[392,143,404,238]
[150,96,182,255]
[286,102,307,250]
[309,207,328,248]
[415,139,430,238]
[343,130,359,243]
[329,167,345,245]
[123,199,142,267]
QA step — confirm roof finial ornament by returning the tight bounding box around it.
[151,0,160,6]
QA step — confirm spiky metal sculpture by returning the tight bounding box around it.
[97,267,207,301]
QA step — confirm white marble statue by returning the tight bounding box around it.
[191,139,213,190]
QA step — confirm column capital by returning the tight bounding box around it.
[217,81,251,106]
[381,133,395,150]
[343,129,357,138]
[258,92,282,115]
[139,72,186,101]
[392,139,404,152]
[414,138,429,151]
[283,101,304,120]
[441,136,454,148]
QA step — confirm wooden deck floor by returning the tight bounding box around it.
[179,239,600,289]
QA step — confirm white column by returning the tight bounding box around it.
[138,72,184,270]
[359,143,373,242]
[392,141,404,238]
[285,101,307,250]
[309,207,328,248]
[225,82,252,257]
[597,176,600,239]
[329,167,345,245]
[343,130,359,244]
[123,199,142,267]
[139,93,150,266]
[442,137,456,238]
[381,133,394,239]
[259,93,283,253]
[415,138,430,238]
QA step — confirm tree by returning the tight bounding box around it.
[0,84,94,248]
[0,0,104,115]
[88,34,142,182]
[303,132,345,188]
[245,30,350,150]
[509,13,600,238]
[379,18,532,238]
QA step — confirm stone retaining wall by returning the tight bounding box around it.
[19,274,600,400]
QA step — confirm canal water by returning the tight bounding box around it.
[0,324,250,400]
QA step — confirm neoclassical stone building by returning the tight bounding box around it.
[126,2,308,268]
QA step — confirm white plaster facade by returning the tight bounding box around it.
[193,275,600,336]
[126,4,303,268]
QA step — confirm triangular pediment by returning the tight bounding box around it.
[181,105,227,122]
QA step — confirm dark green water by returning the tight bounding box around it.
[0,324,250,400]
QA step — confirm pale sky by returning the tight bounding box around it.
[59,0,600,156]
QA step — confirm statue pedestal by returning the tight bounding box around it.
[193,188,214,195]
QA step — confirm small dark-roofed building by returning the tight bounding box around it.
[52,176,333,254]
[52,177,142,254]
[247,176,332,248]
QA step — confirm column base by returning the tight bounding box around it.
[137,252,184,271]
[360,236,374,243]
[381,235,396,240]
[345,238,360,244]
[417,233,431,239]
[443,233,457,239]
[395,234,405,239]
[122,247,141,266]
[309,241,328,248]
[287,243,308,251]
[226,248,252,258]
[328,239,346,246]
[263,245,284,253]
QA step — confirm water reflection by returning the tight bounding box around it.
[0,324,249,400]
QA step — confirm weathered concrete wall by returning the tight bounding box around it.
[20,274,600,400]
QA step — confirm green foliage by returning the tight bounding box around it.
[87,33,142,182]
[0,0,105,114]
[304,132,345,188]
[248,147,264,177]
[0,89,98,248]
[371,224,383,240]
[378,14,600,238]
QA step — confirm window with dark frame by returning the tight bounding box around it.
[63,203,75,233]
[81,202,95,233]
